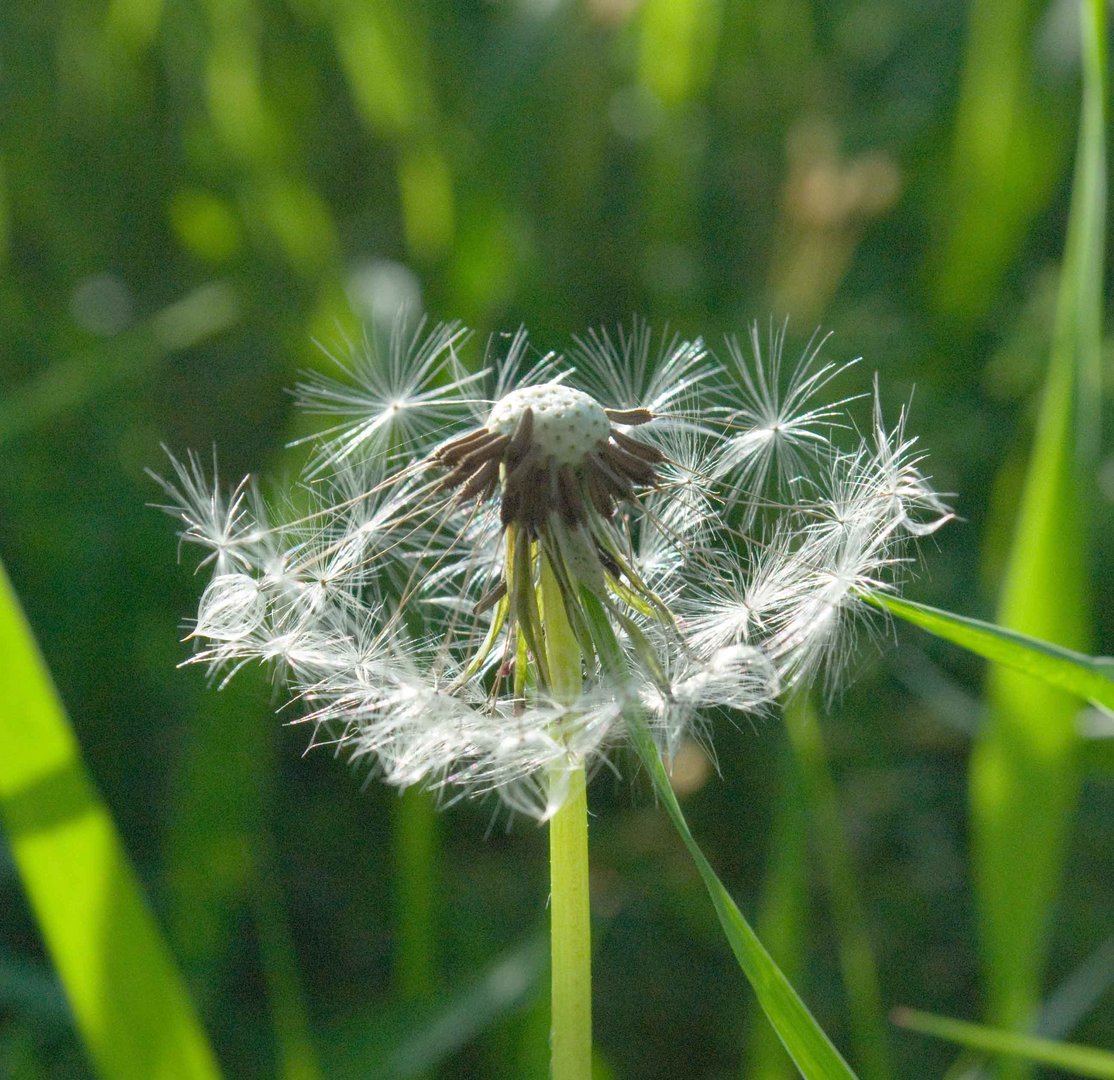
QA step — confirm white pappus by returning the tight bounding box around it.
[155,318,951,821]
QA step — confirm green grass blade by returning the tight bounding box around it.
[971,1,1107,1056]
[627,715,858,1080]
[0,559,221,1079]
[871,595,1114,711]
[927,0,1070,324]
[894,1008,1114,1080]
[575,588,856,1079]
[940,930,1114,1080]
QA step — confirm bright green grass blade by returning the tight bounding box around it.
[894,1008,1114,1079]
[971,2,1107,1060]
[871,595,1114,711]
[928,0,1070,324]
[782,696,892,1080]
[0,559,221,1080]
[627,715,858,1080]
[576,589,856,1079]
[636,0,721,107]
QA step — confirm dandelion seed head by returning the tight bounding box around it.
[157,316,950,821]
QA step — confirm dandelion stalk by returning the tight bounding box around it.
[548,766,591,1078]
[541,551,593,1077]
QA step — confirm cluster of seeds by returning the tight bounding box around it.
[158,319,950,819]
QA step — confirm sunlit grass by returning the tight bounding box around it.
[972,2,1107,1074]
[0,560,220,1079]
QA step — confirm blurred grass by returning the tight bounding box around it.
[0,285,240,447]
[252,834,324,1080]
[318,932,546,1079]
[742,692,896,1080]
[0,0,1110,1076]
[971,3,1107,1075]
[782,696,891,1080]
[895,1007,1114,1079]
[743,736,809,1080]
[928,0,1072,326]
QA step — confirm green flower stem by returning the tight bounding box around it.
[540,552,592,1080]
[548,765,591,1079]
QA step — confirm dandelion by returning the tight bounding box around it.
[155,317,949,1079]
[713,320,863,512]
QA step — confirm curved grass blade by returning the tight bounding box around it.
[0,559,221,1080]
[576,588,857,1079]
[627,713,858,1080]
[870,594,1114,712]
[893,1008,1114,1080]
[970,0,1107,1064]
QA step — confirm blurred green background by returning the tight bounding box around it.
[1,0,1111,1077]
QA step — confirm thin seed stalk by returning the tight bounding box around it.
[540,552,591,1079]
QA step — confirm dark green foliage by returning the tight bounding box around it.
[1,1,1111,1077]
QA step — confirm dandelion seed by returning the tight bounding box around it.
[293,318,480,473]
[194,573,266,642]
[715,321,862,513]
